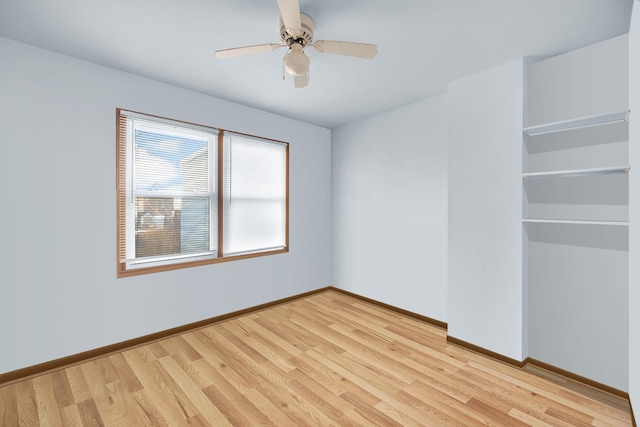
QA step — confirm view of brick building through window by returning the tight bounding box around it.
[135,197,181,258]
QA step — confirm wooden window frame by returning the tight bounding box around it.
[116,108,289,278]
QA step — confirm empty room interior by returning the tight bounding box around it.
[1,0,640,425]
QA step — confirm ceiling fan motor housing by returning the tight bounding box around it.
[279,13,314,47]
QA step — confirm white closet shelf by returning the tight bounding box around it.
[522,166,630,178]
[522,219,629,226]
[522,110,629,136]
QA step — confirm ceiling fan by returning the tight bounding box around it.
[214,0,378,88]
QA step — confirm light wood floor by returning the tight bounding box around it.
[0,290,633,426]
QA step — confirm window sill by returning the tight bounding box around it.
[117,247,289,278]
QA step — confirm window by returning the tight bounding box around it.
[117,110,288,277]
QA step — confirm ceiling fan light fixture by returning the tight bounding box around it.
[214,1,377,87]
[284,48,309,76]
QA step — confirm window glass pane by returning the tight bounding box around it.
[135,197,183,258]
[225,200,286,254]
[125,115,217,266]
[223,134,287,256]
[135,196,213,258]
[134,122,210,194]
[180,197,213,253]
[226,138,286,199]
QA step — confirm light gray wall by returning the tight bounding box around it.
[447,58,525,361]
[0,37,331,375]
[629,0,640,414]
[525,35,629,391]
[527,34,629,126]
[526,226,629,390]
[331,95,448,321]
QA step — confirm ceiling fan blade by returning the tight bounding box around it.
[312,40,378,59]
[294,73,308,88]
[277,0,302,37]
[215,43,283,59]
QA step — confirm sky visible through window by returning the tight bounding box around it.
[134,128,209,193]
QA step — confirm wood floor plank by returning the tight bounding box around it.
[307,345,452,426]
[287,353,349,397]
[147,342,170,360]
[0,383,20,427]
[108,353,143,393]
[122,348,192,425]
[151,358,202,421]
[80,360,131,426]
[61,404,83,427]
[306,346,402,399]
[157,355,232,426]
[526,364,629,412]
[401,358,474,403]
[157,336,180,356]
[449,365,557,425]
[0,290,633,426]
[340,391,403,426]
[221,321,297,373]
[468,359,630,425]
[15,380,39,427]
[252,314,313,352]
[373,399,428,427]
[270,307,347,355]
[181,332,249,389]
[32,374,64,427]
[168,351,214,390]
[200,382,258,426]
[240,387,299,427]
[252,373,334,427]
[76,398,105,427]
[327,323,418,383]
[64,365,92,404]
[188,330,258,389]
[168,336,202,362]
[103,380,150,426]
[236,315,305,358]
[210,323,269,365]
[131,389,169,427]
[465,397,532,427]
[508,408,555,427]
[286,369,362,426]
[50,370,74,409]
[400,382,486,427]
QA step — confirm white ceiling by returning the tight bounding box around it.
[0,0,633,128]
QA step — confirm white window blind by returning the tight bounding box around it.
[122,113,217,268]
[223,133,287,256]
